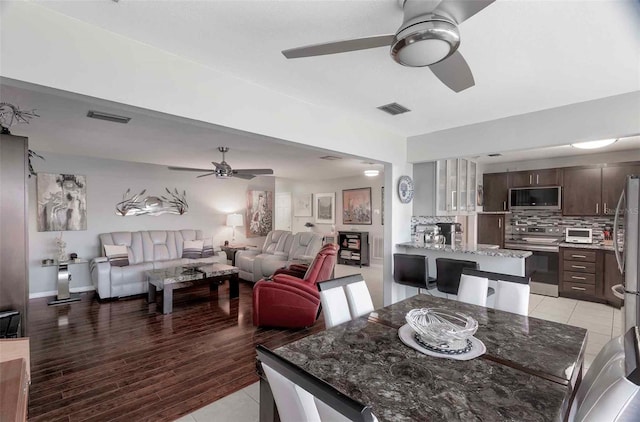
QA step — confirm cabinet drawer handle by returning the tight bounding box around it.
[498,219,501,229]
[571,255,587,258]
[596,203,599,214]
[571,276,587,280]
[536,174,539,184]
[529,174,533,184]
[571,265,587,269]
[503,201,506,211]
[571,286,586,291]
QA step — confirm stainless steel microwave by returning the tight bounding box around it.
[509,186,562,210]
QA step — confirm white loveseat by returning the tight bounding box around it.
[235,231,323,282]
[90,229,227,299]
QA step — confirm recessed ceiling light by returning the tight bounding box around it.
[571,139,617,149]
[364,169,380,177]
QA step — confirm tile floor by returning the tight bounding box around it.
[176,264,622,421]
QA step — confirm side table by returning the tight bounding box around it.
[220,245,247,267]
[42,259,87,305]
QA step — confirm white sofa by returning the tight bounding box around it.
[235,231,323,282]
[90,229,227,299]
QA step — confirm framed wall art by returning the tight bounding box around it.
[246,190,273,237]
[37,173,87,231]
[293,193,313,217]
[342,187,372,225]
[315,192,335,224]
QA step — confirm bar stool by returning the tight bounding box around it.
[435,258,479,295]
[393,254,436,293]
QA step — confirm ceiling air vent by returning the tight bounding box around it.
[377,102,411,116]
[487,153,503,157]
[319,155,342,161]
[87,110,131,124]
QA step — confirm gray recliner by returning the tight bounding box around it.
[255,232,323,280]
[235,230,293,282]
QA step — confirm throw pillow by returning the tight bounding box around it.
[182,240,204,259]
[104,244,129,267]
[202,238,215,258]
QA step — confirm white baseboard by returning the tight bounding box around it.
[29,285,95,299]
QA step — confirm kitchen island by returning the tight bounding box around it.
[397,242,532,278]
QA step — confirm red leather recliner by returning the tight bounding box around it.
[252,244,338,328]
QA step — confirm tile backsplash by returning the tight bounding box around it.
[506,210,616,243]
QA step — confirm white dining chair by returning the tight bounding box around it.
[569,327,640,422]
[318,275,374,328]
[319,286,352,329]
[257,345,377,422]
[457,273,490,307]
[494,279,530,316]
[344,279,374,318]
[575,335,625,407]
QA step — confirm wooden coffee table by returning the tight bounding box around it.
[146,263,239,314]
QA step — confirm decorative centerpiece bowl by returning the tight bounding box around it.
[405,308,478,353]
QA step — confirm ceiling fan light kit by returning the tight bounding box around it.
[391,17,460,67]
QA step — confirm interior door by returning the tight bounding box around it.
[275,192,292,231]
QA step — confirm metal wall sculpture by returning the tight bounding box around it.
[37,173,87,231]
[115,188,188,216]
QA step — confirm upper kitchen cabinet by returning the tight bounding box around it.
[602,163,640,215]
[563,167,602,216]
[482,172,509,212]
[563,162,640,216]
[436,159,477,215]
[509,168,560,188]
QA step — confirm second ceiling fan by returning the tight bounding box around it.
[282,0,495,93]
[168,147,273,180]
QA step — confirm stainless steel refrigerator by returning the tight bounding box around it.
[613,175,640,332]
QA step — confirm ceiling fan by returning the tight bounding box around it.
[168,147,274,180]
[282,0,495,93]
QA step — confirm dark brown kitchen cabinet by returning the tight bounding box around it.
[509,168,560,188]
[603,251,623,308]
[482,172,509,212]
[560,247,604,302]
[477,214,505,248]
[601,164,640,215]
[562,167,602,216]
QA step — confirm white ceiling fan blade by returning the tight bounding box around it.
[434,0,495,24]
[168,166,215,172]
[429,51,475,92]
[233,169,274,175]
[282,34,395,59]
[196,172,217,178]
[233,173,255,180]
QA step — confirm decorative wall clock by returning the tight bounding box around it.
[397,175,415,204]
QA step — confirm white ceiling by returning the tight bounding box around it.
[1,0,639,177]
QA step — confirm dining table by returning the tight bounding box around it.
[258,294,588,422]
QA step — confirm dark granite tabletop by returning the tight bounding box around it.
[275,317,572,422]
[369,294,587,384]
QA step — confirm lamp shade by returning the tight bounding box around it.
[226,213,244,227]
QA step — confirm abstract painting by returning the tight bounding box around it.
[315,192,335,224]
[343,187,372,225]
[37,173,87,231]
[293,193,313,217]
[246,190,273,237]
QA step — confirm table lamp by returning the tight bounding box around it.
[226,213,244,242]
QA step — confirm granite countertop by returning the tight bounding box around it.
[558,242,618,251]
[276,317,570,422]
[397,242,532,258]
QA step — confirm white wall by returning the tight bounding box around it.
[276,174,385,265]
[29,152,273,295]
